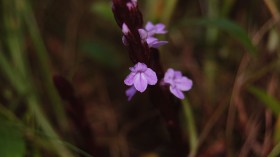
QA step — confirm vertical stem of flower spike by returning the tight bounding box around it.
[149,53,186,156]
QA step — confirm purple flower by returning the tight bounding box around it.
[122,23,130,35]
[138,29,148,41]
[163,68,192,99]
[138,29,168,48]
[122,23,129,46]
[131,0,137,6]
[126,0,137,10]
[124,62,157,92]
[145,22,167,36]
[121,21,168,48]
[125,86,137,101]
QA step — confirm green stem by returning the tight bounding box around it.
[182,99,198,157]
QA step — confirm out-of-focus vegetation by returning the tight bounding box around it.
[0,0,280,157]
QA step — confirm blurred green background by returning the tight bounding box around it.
[1,0,280,157]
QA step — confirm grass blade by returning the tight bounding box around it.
[182,99,198,157]
[248,86,280,115]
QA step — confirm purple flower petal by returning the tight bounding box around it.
[146,37,168,48]
[154,23,167,34]
[174,77,193,91]
[164,68,175,84]
[174,71,182,77]
[146,37,157,44]
[145,22,154,31]
[134,62,147,71]
[145,22,167,36]
[131,0,137,6]
[134,73,148,92]
[124,72,136,86]
[122,36,128,46]
[138,29,148,41]
[126,2,136,10]
[122,23,129,35]
[170,86,185,99]
[126,86,137,101]
[150,40,168,48]
[143,68,157,85]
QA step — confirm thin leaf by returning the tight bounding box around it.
[182,99,198,157]
[180,18,257,54]
[268,141,280,157]
[248,86,280,115]
[0,119,25,157]
[274,116,280,143]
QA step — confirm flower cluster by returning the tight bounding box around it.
[124,63,192,100]
[113,0,193,100]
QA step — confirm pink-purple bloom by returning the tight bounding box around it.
[138,28,168,48]
[131,0,137,6]
[122,23,129,46]
[126,0,137,10]
[124,62,157,93]
[121,21,168,48]
[122,23,130,35]
[143,21,168,47]
[163,68,193,99]
[145,22,167,36]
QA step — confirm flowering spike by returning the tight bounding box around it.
[163,68,192,99]
[124,62,157,93]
